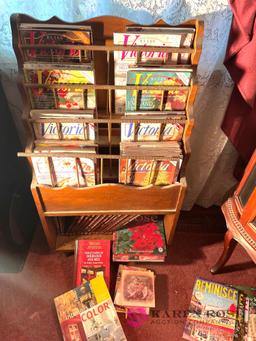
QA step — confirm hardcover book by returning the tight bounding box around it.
[126,68,193,112]
[114,29,195,113]
[19,23,92,63]
[32,147,96,187]
[74,240,111,289]
[24,63,96,110]
[54,276,127,341]
[121,121,184,142]
[119,158,181,186]
[30,110,95,141]
[183,278,239,341]
[112,220,167,262]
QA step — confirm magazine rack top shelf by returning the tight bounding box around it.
[11,14,204,251]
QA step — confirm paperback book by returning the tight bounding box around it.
[54,276,127,341]
[32,147,96,187]
[24,63,96,110]
[114,28,195,113]
[19,23,92,63]
[126,68,193,112]
[183,278,239,341]
[112,220,167,262]
[30,110,95,142]
[74,240,111,289]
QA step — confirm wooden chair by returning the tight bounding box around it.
[210,149,256,273]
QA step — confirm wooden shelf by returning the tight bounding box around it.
[11,13,203,251]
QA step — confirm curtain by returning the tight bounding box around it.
[0,0,238,209]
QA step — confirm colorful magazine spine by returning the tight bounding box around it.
[74,240,111,289]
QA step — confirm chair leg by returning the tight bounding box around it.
[210,230,237,274]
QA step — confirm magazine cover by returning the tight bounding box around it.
[119,159,180,186]
[118,269,155,308]
[112,220,166,262]
[114,30,194,113]
[126,68,192,112]
[183,278,239,341]
[30,110,95,141]
[32,149,96,187]
[54,276,127,341]
[24,63,95,109]
[121,121,184,142]
[20,23,92,63]
[74,240,111,289]
[114,264,150,315]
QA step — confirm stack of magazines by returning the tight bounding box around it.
[19,23,98,187]
[114,25,196,186]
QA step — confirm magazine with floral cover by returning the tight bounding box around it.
[113,29,195,113]
[74,240,111,289]
[183,278,239,341]
[54,276,127,341]
[19,23,92,63]
[121,121,184,142]
[119,158,181,186]
[112,220,166,262]
[30,110,95,141]
[24,63,95,110]
[118,269,155,308]
[126,68,193,112]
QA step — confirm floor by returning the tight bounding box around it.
[0,206,255,341]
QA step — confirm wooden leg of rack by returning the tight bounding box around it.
[164,185,186,245]
[210,230,237,274]
[164,214,176,244]
[31,186,57,250]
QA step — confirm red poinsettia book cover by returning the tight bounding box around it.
[112,220,167,262]
[74,240,111,289]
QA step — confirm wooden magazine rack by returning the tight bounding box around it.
[11,14,203,251]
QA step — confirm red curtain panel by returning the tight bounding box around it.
[222,0,256,163]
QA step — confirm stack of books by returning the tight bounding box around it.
[113,26,195,186]
[114,265,156,317]
[183,277,256,341]
[20,23,98,187]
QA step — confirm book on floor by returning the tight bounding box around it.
[74,240,111,289]
[54,276,127,341]
[112,219,167,262]
[183,278,239,341]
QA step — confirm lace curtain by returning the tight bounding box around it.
[0,0,238,209]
